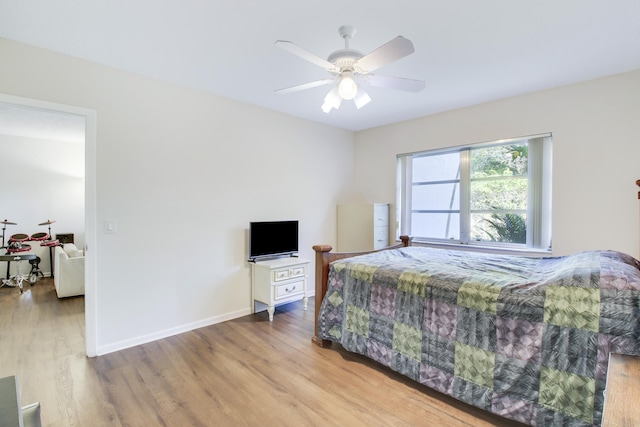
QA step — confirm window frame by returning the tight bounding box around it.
[396,134,552,253]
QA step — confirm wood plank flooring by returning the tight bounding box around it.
[602,353,640,426]
[1,279,525,426]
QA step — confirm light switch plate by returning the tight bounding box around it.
[104,220,117,234]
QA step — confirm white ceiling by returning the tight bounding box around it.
[1,0,639,132]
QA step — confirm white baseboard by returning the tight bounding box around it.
[95,307,252,356]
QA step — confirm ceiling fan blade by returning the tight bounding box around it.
[275,78,336,95]
[362,74,425,93]
[354,36,415,73]
[275,40,340,73]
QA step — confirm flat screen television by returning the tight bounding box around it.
[249,220,299,261]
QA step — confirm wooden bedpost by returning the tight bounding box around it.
[311,244,333,347]
[636,179,640,199]
[312,235,412,347]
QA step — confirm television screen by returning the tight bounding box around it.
[249,220,298,260]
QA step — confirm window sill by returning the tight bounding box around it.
[401,239,553,258]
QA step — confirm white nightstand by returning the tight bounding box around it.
[251,257,310,321]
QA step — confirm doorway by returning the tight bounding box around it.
[0,93,97,356]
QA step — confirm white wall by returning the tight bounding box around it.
[4,33,637,355]
[0,134,84,276]
[0,37,355,354]
[355,69,640,257]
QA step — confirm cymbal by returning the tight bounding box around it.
[1,219,16,225]
[38,220,56,226]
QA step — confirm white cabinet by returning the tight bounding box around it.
[251,257,309,321]
[337,203,389,252]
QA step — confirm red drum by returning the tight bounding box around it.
[40,239,60,247]
[29,232,49,241]
[9,233,29,243]
[7,242,31,253]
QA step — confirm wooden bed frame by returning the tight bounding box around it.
[312,179,640,345]
[311,235,412,346]
[310,181,640,425]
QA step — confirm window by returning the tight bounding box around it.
[397,134,552,251]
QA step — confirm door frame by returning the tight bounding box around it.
[0,93,97,356]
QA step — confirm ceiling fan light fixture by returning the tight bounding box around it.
[338,71,358,100]
[275,25,425,114]
[322,87,342,113]
[354,88,371,110]
[321,101,333,114]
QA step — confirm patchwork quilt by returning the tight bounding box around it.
[318,247,640,426]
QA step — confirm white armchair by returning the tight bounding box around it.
[54,243,85,298]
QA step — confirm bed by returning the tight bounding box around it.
[312,235,640,426]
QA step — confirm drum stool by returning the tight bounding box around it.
[28,256,44,285]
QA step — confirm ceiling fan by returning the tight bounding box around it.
[275,25,426,113]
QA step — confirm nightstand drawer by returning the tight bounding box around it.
[291,266,305,277]
[274,280,304,300]
[272,266,306,282]
[273,269,291,281]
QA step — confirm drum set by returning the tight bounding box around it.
[0,219,60,293]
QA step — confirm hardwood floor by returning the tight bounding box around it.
[1,279,525,426]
